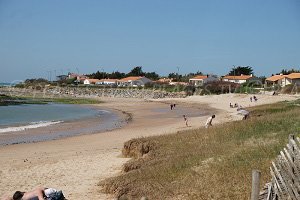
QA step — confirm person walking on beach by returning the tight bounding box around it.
[183,115,188,127]
[170,104,173,110]
[205,115,215,128]
[253,96,258,102]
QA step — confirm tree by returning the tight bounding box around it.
[144,72,160,80]
[127,66,145,76]
[228,66,253,76]
[277,68,300,75]
[110,71,126,79]
[87,71,109,79]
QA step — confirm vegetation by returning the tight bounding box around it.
[199,81,239,95]
[281,84,300,94]
[101,100,300,199]
[0,94,102,106]
[168,71,203,82]
[228,66,253,76]
[0,94,47,106]
[15,78,50,89]
[276,68,300,75]
[87,66,160,81]
[41,97,103,104]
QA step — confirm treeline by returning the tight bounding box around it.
[87,66,204,82]
[86,67,160,80]
[276,68,300,75]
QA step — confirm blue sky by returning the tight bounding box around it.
[0,0,299,82]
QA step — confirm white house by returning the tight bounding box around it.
[117,76,152,87]
[83,79,101,85]
[189,75,218,86]
[222,74,258,84]
[95,79,119,85]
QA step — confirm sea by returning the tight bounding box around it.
[0,103,124,145]
[0,82,16,87]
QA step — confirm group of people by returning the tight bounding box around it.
[182,114,216,129]
[250,95,258,102]
[229,102,240,108]
[170,103,176,110]
[2,187,65,200]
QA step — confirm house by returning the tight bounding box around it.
[169,81,189,86]
[83,79,101,85]
[265,74,287,86]
[68,73,89,83]
[95,79,119,85]
[266,73,300,87]
[282,73,300,86]
[117,76,152,87]
[222,74,259,84]
[156,78,173,84]
[189,75,218,86]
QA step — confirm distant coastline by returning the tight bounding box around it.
[0,82,15,87]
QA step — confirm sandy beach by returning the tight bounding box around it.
[0,94,298,200]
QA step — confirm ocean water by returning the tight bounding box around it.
[0,82,15,86]
[0,103,105,133]
[0,103,125,145]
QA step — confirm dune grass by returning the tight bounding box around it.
[40,97,103,104]
[0,94,103,105]
[100,100,300,200]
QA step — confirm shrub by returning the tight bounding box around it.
[202,81,240,95]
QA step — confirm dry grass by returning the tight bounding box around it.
[100,100,300,200]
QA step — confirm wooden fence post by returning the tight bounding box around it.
[289,134,295,185]
[251,170,261,200]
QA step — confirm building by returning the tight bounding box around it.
[222,74,259,84]
[283,73,300,86]
[68,73,89,83]
[156,78,173,84]
[117,76,152,87]
[265,74,287,86]
[83,79,101,85]
[95,79,119,85]
[189,75,218,86]
[266,73,300,87]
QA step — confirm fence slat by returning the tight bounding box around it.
[272,161,297,200]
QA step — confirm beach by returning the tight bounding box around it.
[0,94,298,200]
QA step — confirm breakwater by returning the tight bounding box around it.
[0,86,187,99]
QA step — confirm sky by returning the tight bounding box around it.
[0,0,299,82]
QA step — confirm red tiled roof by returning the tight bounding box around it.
[119,76,143,82]
[99,79,119,82]
[223,75,252,80]
[189,75,208,80]
[85,79,101,83]
[266,75,287,82]
[287,73,300,79]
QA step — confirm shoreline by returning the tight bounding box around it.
[0,105,129,146]
[0,94,298,200]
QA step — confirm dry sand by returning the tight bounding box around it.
[0,94,298,200]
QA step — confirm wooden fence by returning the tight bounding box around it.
[252,135,300,200]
